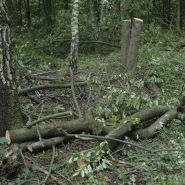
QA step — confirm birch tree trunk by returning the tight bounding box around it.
[0,0,23,136]
[69,0,80,72]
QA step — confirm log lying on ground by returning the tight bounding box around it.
[27,136,68,152]
[6,116,96,144]
[128,109,177,139]
[18,82,87,96]
[6,105,173,151]
[106,105,170,149]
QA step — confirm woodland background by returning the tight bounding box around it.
[0,0,185,184]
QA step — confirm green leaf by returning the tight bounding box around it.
[73,171,80,177]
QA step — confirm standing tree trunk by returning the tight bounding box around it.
[69,0,80,72]
[153,0,156,29]
[89,0,99,41]
[120,20,131,71]
[162,0,171,28]
[0,0,23,137]
[43,0,53,25]
[64,0,70,10]
[176,0,181,30]
[24,0,31,28]
[18,0,23,26]
[126,18,143,73]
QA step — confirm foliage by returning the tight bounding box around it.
[68,141,112,178]
[0,137,8,157]
[2,0,185,184]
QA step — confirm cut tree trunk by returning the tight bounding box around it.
[120,20,131,71]
[126,18,143,73]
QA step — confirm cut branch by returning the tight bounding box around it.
[6,116,96,144]
[106,105,170,149]
[18,82,87,96]
[128,109,177,139]
[25,111,73,128]
[36,40,121,49]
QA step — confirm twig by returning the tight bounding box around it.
[59,128,149,151]
[25,155,63,185]
[69,67,82,118]
[43,145,56,184]
[25,111,73,127]
[19,148,28,169]
[19,82,87,96]
[86,86,92,107]
[105,65,110,86]
[35,101,44,144]
[35,39,121,49]
[37,167,63,185]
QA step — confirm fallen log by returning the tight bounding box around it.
[6,105,173,151]
[27,136,68,152]
[18,82,87,96]
[6,116,96,144]
[106,105,170,149]
[128,109,178,139]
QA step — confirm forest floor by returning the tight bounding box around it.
[2,35,185,184]
[13,53,147,185]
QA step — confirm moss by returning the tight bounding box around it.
[8,93,23,129]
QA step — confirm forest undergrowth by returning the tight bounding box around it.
[1,27,185,185]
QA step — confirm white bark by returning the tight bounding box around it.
[69,0,80,71]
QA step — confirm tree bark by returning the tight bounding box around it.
[176,0,181,30]
[128,109,177,139]
[105,105,170,149]
[120,20,131,71]
[89,0,100,41]
[6,105,172,149]
[0,1,23,137]
[6,116,96,144]
[43,0,53,25]
[69,0,80,72]
[64,0,69,10]
[162,0,171,28]
[24,0,31,27]
[27,136,68,152]
[126,18,143,73]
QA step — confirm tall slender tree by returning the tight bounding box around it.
[69,0,80,72]
[89,0,100,41]
[176,0,181,30]
[0,0,23,137]
[162,0,171,28]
